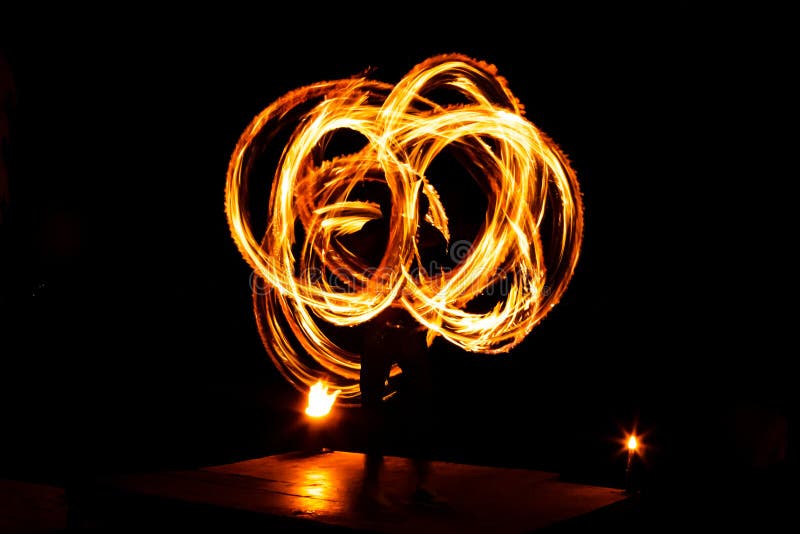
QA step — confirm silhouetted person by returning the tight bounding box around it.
[348,189,448,512]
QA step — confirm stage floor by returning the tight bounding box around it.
[84,450,632,532]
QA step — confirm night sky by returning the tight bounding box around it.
[1,10,790,521]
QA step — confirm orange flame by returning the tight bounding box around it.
[627,435,638,452]
[226,54,584,404]
[305,380,341,417]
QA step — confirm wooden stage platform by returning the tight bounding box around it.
[80,450,633,532]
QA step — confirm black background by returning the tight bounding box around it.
[1,7,791,524]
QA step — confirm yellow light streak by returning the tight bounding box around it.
[225,54,584,404]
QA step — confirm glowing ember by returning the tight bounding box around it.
[305,380,341,417]
[627,435,638,451]
[226,54,584,404]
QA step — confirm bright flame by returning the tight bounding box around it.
[305,380,341,417]
[627,435,638,452]
[226,54,584,404]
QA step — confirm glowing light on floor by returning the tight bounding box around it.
[226,54,584,404]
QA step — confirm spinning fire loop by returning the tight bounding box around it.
[225,54,584,407]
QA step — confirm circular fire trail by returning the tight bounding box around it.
[225,54,584,405]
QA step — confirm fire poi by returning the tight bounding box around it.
[225,54,584,408]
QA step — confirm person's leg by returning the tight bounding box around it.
[359,325,392,504]
[396,330,437,497]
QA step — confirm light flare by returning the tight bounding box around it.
[226,54,584,405]
[305,380,341,418]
